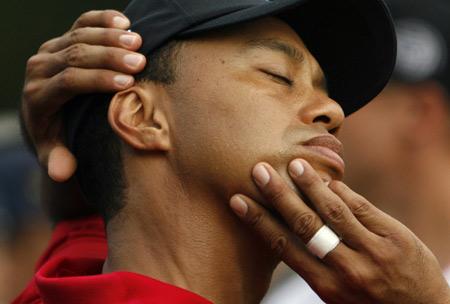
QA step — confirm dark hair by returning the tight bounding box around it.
[73,40,182,221]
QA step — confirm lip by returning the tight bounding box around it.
[302,135,345,176]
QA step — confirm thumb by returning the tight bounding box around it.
[47,145,77,182]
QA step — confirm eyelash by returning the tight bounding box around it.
[261,70,293,86]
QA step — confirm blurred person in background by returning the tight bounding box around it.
[262,0,450,302]
[0,114,50,303]
[342,0,450,272]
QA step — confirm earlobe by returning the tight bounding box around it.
[108,84,171,152]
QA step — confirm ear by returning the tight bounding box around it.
[108,83,171,151]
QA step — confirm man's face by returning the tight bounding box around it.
[161,17,345,203]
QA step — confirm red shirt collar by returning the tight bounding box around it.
[35,255,212,304]
[15,216,212,304]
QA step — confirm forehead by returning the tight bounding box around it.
[176,17,326,86]
[185,17,306,52]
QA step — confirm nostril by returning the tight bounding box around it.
[313,115,331,124]
[329,127,340,135]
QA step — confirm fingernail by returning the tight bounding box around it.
[230,196,248,217]
[114,75,133,87]
[120,34,138,47]
[253,164,270,187]
[113,16,130,28]
[124,54,145,68]
[289,160,304,177]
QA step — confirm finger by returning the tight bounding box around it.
[252,162,325,243]
[288,159,379,249]
[31,115,77,182]
[30,68,134,110]
[229,194,332,281]
[251,163,363,264]
[47,145,77,182]
[230,195,371,304]
[329,181,402,237]
[33,45,146,78]
[40,28,142,54]
[71,10,130,31]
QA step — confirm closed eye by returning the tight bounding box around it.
[260,69,293,86]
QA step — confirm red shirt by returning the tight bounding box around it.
[13,216,211,304]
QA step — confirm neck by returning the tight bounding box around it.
[103,156,278,303]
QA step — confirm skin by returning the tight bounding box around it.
[21,10,146,182]
[22,9,146,218]
[21,10,450,304]
[163,20,343,204]
[341,82,450,268]
[104,17,343,303]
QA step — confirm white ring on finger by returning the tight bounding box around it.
[306,225,340,259]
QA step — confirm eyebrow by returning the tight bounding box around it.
[242,38,328,93]
[243,38,305,64]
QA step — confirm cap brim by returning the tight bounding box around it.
[181,0,396,115]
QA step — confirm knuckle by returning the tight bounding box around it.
[58,67,76,90]
[292,212,317,240]
[300,172,316,188]
[79,10,92,20]
[93,71,112,88]
[102,28,116,44]
[26,55,42,71]
[323,203,346,223]
[104,47,119,63]
[38,41,52,53]
[350,199,371,217]
[248,211,264,229]
[68,28,82,44]
[267,182,288,207]
[64,44,86,66]
[22,82,40,102]
[371,241,400,266]
[342,267,366,287]
[375,251,397,266]
[269,235,288,258]
[74,13,88,27]
[26,54,40,66]
[100,72,113,85]
[343,267,380,293]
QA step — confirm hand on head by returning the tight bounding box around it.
[21,10,146,182]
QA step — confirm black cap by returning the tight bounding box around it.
[388,0,449,91]
[65,0,396,149]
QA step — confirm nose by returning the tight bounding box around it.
[298,94,345,134]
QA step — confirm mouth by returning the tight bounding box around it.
[301,135,345,179]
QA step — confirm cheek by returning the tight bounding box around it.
[168,80,293,201]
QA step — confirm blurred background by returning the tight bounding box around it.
[0,1,127,302]
[1,0,128,111]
